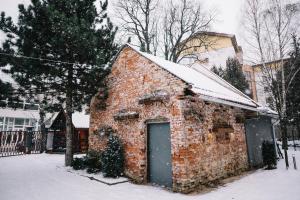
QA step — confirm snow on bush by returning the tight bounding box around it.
[101,135,125,178]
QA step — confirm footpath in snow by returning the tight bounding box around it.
[0,150,300,200]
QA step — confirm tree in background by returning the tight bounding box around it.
[211,58,249,94]
[211,66,224,77]
[223,58,250,94]
[116,0,159,54]
[0,0,118,166]
[243,0,299,168]
[0,80,13,107]
[162,0,215,62]
[280,35,300,138]
[115,0,215,61]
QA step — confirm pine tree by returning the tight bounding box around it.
[223,58,249,94]
[0,80,13,107]
[101,135,124,178]
[0,0,118,166]
[283,35,300,135]
[211,65,224,77]
[211,58,249,94]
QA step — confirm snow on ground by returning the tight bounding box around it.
[64,166,128,184]
[0,150,300,200]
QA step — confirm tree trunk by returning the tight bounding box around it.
[65,93,73,166]
[281,120,289,169]
[280,43,289,168]
[39,107,46,153]
[297,124,300,140]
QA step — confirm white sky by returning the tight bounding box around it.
[0,0,245,48]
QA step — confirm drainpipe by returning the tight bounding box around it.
[272,119,279,158]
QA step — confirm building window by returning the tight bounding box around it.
[0,117,36,131]
[1,100,39,111]
[7,118,14,131]
[14,118,25,130]
[25,104,39,110]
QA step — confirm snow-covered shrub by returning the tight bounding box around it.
[72,157,86,170]
[101,135,124,178]
[262,140,277,169]
[85,150,102,173]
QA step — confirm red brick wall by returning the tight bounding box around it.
[179,97,248,192]
[89,47,188,184]
[89,46,249,193]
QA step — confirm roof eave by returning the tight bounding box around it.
[199,94,258,112]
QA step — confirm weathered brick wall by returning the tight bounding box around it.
[176,96,249,192]
[89,46,249,193]
[89,47,189,184]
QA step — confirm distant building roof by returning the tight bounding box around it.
[47,110,90,129]
[182,31,241,53]
[251,58,290,68]
[72,112,90,129]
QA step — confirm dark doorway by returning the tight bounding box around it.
[245,116,275,167]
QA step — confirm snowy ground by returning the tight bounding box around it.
[0,150,300,200]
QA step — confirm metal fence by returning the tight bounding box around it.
[0,131,43,157]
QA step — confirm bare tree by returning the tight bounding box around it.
[115,0,159,53]
[243,0,300,168]
[162,0,215,62]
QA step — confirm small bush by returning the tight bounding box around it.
[101,135,124,178]
[262,140,277,169]
[85,150,102,173]
[72,150,102,173]
[72,157,87,170]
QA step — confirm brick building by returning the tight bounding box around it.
[89,44,266,193]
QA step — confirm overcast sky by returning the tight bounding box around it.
[0,0,245,47]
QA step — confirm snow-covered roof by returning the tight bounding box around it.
[72,112,90,129]
[122,44,259,110]
[0,108,40,119]
[257,105,278,118]
[45,112,60,129]
[46,111,90,129]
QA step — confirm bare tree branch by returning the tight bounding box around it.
[115,0,159,53]
[162,0,216,62]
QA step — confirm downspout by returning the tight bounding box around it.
[271,119,279,158]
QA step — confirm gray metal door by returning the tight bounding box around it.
[147,123,172,188]
[245,116,274,167]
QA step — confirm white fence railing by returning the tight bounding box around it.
[0,131,43,157]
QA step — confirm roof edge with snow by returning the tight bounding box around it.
[113,44,259,111]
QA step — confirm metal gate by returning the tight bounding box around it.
[0,131,43,157]
[147,123,172,188]
[245,116,275,167]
